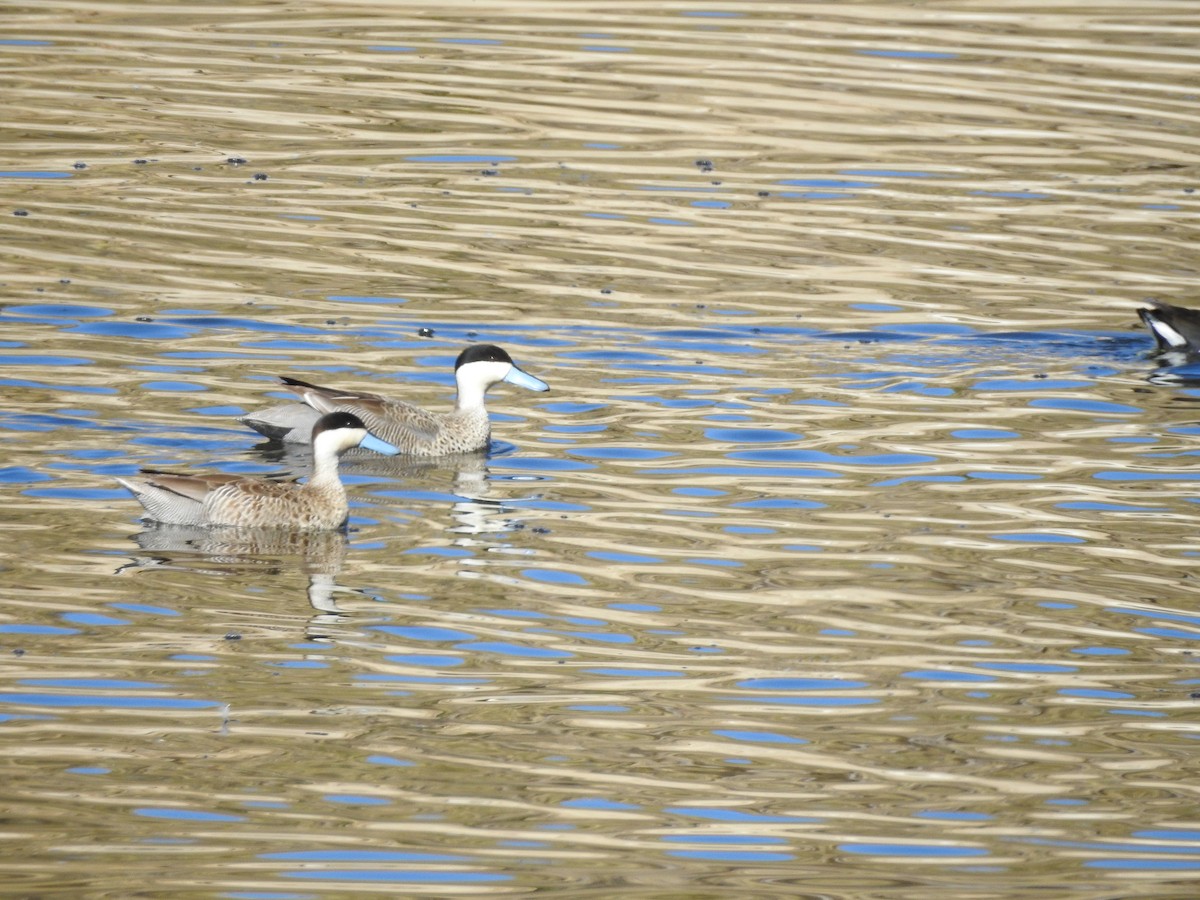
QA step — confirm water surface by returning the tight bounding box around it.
[2,1,1199,897]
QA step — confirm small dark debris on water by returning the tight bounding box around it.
[13,209,28,216]
[136,316,153,322]
[252,172,268,181]
[224,632,242,641]
[466,330,477,339]
[227,156,248,166]
[73,161,87,169]
[417,326,435,338]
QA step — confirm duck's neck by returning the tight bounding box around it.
[455,379,488,411]
[309,448,344,493]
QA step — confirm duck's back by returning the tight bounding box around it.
[308,396,489,454]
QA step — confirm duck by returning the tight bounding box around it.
[1138,299,1200,361]
[238,343,550,454]
[116,411,400,529]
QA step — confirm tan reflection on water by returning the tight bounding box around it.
[2,0,1200,897]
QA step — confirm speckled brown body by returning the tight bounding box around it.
[118,466,350,530]
[117,412,398,529]
[201,477,349,529]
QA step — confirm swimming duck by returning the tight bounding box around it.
[238,344,550,454]
[116,412,400,529]
[1138,299,1200,361]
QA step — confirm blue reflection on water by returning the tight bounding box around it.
[367,755,414,767]
[61,612,128,626]
[0,693,219,709]
[841,843,989,857]
[0,466,52,482]
[459,640,572,658]
[705,428,802,442]
[856,49,959,59]
[522,568,587,585]
[77,321,195,339]
[992,533,1087,544]
[280,870,510,883]
[264,850,464,862]
[664,834,788,845]
[322,795,390,806]
[135,807,244,822]
[715,729,806,744]
[666,849,794,861]
[588,550,663,563]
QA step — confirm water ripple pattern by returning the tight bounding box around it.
[1,2,1199,898]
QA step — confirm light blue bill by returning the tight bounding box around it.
[359,432,401,456]
[504,365,549,392]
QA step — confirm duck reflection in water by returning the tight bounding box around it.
[119,525,356,634]
[258,436,538,546]
[120,450,542,637]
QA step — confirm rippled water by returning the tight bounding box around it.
[2,1,1200,896]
